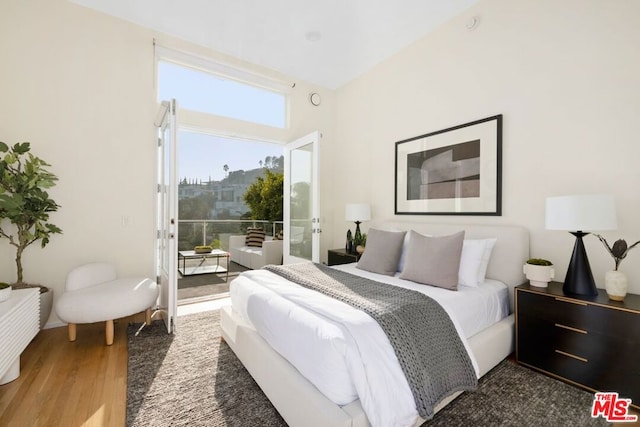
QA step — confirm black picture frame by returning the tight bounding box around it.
[395,115,502,216]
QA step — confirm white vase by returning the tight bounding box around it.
[523,264,555,288]
[605,270,628,301]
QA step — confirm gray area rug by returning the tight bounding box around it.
[127,310,607,427]
[127,310,284,427]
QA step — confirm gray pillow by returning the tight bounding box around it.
[399,230,465,290]
[356,228,407,276]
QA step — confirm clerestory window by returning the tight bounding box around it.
[157,56,288,129]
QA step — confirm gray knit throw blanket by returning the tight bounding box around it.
[264,262,477,420]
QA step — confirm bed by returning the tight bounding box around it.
[221,222,529,427]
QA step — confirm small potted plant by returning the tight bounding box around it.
[0,282,11,303]
[523,258,554,288]
[194,245,213,254]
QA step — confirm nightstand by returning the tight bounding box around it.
[327,248,359,266]
[515,282,640,409]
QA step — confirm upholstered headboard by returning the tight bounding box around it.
[372,221,530,313]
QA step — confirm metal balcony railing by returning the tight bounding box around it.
[177,219,283,252]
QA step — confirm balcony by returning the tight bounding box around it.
[176,219,282,303]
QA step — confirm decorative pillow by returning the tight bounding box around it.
[356,228,407,276]
[400,230,465,290]
[458,239,489,287]
[274,230,284,241]
[396,231,433,272]
[477,238,497,283]
[245,227,266,247]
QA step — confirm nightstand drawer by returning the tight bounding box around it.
[517,291,590,329]
[518,315,593,360]
[520,338,640,403]
[519,314,638,365]
[521,341,589,376]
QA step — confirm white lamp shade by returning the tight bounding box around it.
[345,203,371,222]
[545,195,617,231]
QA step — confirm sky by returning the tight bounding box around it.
[178,131,283,182]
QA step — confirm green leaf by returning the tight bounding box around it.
[46,223,63,234]
[0,142,8,153]
[12,142,31,155]
[4,153,16,164]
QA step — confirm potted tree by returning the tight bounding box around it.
[523,258,554,288]
[0,142,62,328]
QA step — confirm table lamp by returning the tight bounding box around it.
[545,195,617,296]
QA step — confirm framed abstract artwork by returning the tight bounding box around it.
[395,115,502,216]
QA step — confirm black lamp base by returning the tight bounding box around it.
[351,221,362,254]
[563,231,598,296]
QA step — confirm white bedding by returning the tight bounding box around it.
[229,263,509,427]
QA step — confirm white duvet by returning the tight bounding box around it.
[229,263,509,427]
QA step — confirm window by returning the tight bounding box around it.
[157,60,287,128]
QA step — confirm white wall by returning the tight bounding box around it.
[329,0,640,293]
[0,0,333,326]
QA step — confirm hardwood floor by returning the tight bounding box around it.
[0,314,141,427]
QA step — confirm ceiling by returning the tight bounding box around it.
[69,0,480,89]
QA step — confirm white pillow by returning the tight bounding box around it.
[458,238,498,287]
[477,238,497,283]
[397,232,411,272]
[458,239,488,287]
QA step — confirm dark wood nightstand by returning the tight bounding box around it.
[515,282,640,409]
[327,248,359,266]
